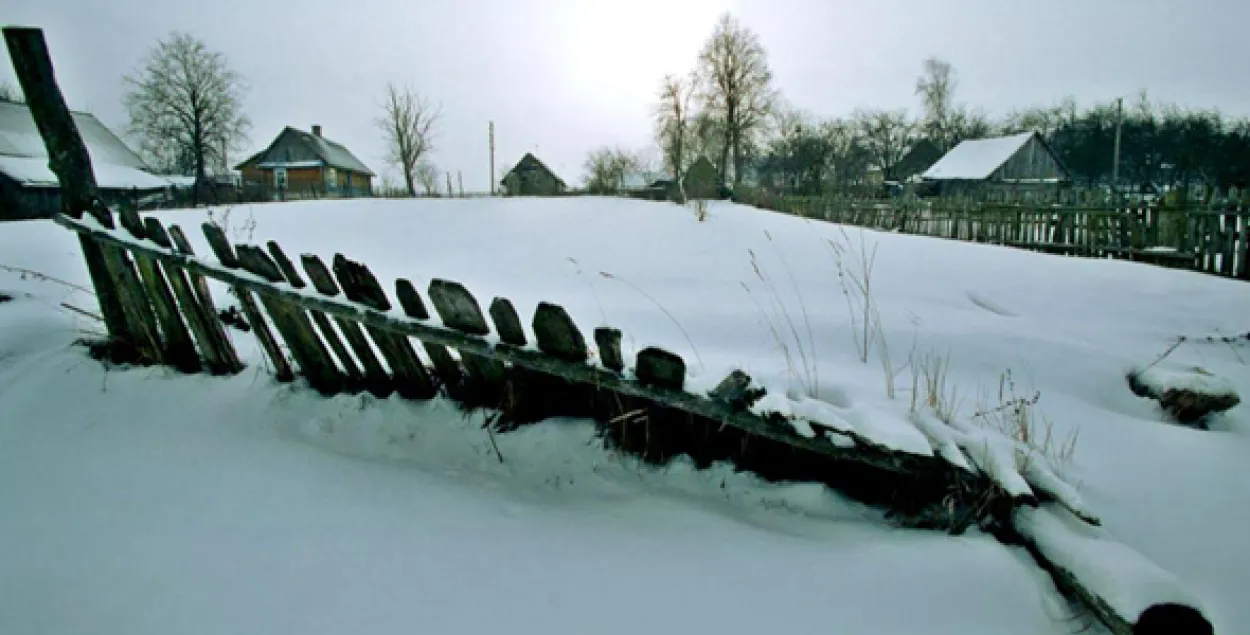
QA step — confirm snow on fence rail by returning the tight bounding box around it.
[5,25,1214,635]
[757,195,1250,280]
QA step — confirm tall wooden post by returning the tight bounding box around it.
[457,170,464,198]
[3,27,134,347]
[489,121,495,196]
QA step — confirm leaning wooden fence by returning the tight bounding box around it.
[760,195,1250,280]
[5,24,1214,635]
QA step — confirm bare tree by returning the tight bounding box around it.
[123,32,250,180]
[0,80,23,103]
[655,72,697,180]
[415,161,440,196]
[584,146,640,194]
[916,56,957,151]
[855,109,916,180]
[697,13,776,188]
[376,82,439,197]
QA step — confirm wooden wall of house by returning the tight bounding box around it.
[504,170,562,196]
[995,136,1066,182]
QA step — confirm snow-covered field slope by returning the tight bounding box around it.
[2,197,1248,634]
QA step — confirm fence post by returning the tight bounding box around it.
[4,27,144,355]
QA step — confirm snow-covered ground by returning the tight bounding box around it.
[2,197,1248,634]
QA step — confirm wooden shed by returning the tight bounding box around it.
[501,153,567,196]
[922,132,1069,198]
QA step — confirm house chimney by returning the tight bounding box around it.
[312,125,322,137]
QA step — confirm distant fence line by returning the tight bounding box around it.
[744,193,1250,280]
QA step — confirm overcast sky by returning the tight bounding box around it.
[5,0,1250,191]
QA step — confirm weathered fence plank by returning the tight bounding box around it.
[166,224,243,373]
[489,298,528,346]
[117,208,200,373]
[266,242,364,388]
[594,327,624,372]
[395,278,462,395]
[331,255,436,400]
[301,255,392,397]
[426,279,506,401]
[199,224,293,381]
[237,245,344,394]
[144,218,241,374]
[635,347,687,391]
[4,27,136,351]
[532,302,588,363]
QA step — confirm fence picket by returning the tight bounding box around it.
[266,242,364,387]
[167,224,243,373]
[117,209,200,372]
[301,255,392,397]
[198,223,293,382]
[237,245,344,394]
[330,255,435,400]
[144,218,239,374]
[425,278,506,402]
[394,278,462,394]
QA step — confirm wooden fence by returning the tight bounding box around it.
[4,25,1213,635]
[752,194,1250,280]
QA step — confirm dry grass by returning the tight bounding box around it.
[827,227,879,364]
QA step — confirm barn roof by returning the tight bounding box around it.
[0,100,168,190]
[922,132,1038,181]
[502,152,566,187]
[237,126,375,176]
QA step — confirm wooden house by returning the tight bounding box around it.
[922,132,1069,198]
[501,153,567,196]
[0,101,171,220]
[236,125,374,199]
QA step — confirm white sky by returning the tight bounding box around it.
[5,0,1250,191]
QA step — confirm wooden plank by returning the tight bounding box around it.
[635,347,686,391]
[301,254,392,396]
[117,209,200,373]
[198,223,293,382]
[167,224,243,373]
[1221,214,1236,276]
[144,219,237,374]
[532,302,588,363]
[237,245,344,394]
[266,242,363,387]
[424,277,506,401]
[331,255,435,400]
[3,27,133,348]
[489,297,527,346]
[394,278,462,395]
[594,327,624,372]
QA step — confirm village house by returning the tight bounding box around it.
[501,153,567,196]
[0,100,171,220]
[236,125,374,199]
[922,131,1069,198]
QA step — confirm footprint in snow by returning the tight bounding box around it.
[965,290,1017,317]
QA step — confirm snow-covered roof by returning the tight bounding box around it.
[922,132,1036,181]
[0,155,172,190]
[0,100,167,190]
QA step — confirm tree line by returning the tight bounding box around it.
[638,14,1250,199]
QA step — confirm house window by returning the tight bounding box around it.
[274,167,288,190]
[326,167,337,190]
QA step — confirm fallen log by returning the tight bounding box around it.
[1013,505,1214,635]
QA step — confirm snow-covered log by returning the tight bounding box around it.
[1014,506,1213,635]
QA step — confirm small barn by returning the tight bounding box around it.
[236,125,374,200]
[501,153,567,196]
[922,132,1069,198]
[0,101,171,220]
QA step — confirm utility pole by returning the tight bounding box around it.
[1112,96,1123,197]
[488,121,496,196]
[457,171,464,198]
[446,171,453,198]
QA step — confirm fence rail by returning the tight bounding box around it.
[751,195,1250,280]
